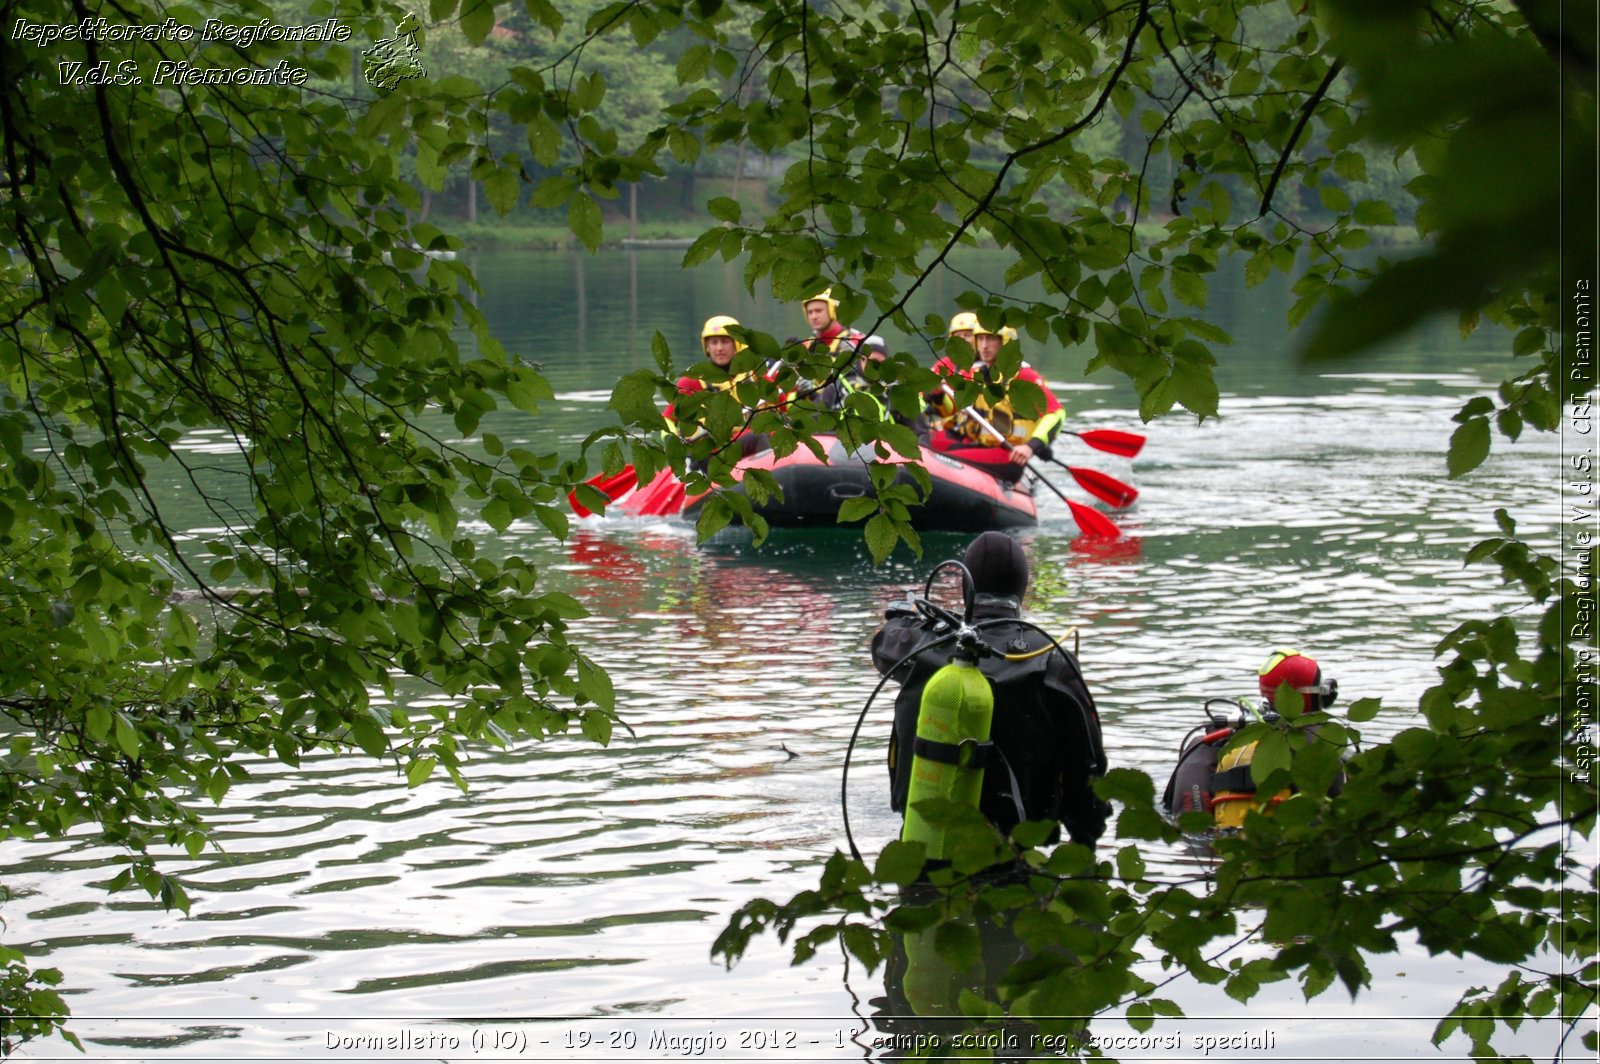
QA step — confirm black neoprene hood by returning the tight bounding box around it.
[963,531,1030,600]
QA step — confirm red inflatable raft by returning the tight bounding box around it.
[614,434,1037,532]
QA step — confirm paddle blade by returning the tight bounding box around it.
[569,466,638,517]
[1071,429,1145,458]
[631,469,688,516]
[1066,499,1122,540]
[1066,465,1138,508]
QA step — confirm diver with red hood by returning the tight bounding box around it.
[1162,647,1348,830]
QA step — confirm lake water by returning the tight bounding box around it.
[0,249,1580,1061]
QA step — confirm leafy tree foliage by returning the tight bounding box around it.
[0,0,616,1047]
[0,0,1593,1056]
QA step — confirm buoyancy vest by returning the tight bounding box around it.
[807,320,862,354]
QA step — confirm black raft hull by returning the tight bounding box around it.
[684,435,1036,532]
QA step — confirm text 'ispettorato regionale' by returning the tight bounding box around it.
[11,17,351,87]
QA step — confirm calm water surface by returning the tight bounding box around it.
[1,251,1578,1061]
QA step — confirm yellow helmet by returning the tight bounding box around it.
[701,315,746,353]
[948,311,980,336]
[803,289,839,320]
[973,322,1019,346]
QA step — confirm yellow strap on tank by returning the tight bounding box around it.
[1002,626,1079,661]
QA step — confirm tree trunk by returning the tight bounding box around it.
[730,140,746,209]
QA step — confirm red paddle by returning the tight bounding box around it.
[1020,464,1122,539]
[1055,462,1138,508]
[1064,498,1123,540]
[568,466,639,517]
[1068,428,1145,459]
[630,469,688,516]
[946,391,1124,540]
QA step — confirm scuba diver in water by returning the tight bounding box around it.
[848,534,1110,1053]
[1162,647,1347,830]
[872,531,1110,850]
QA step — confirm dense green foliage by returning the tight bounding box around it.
[0,0,1593,1056]
[0,0,615,1049]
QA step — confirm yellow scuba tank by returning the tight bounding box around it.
[899,653,994,859]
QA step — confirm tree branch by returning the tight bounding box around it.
[1257,58,1344,218]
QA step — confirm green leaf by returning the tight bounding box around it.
[1333,151,1368,182]
[580,708,614,745]
[1171,350,1220,418]
[873,840,927,885]
[526,0,563,33]
[1249,729,1291,788]
[1115,844,1147,882]
[483,166,520,216]
[676,44,711,85]
[932,920,981,972]
[405,757,436,788]
[507,369,555,412]
[86,705,112,741]
[527,115,562,168]
[576,655,615,712]
[1447,417,1491,479]
[1346,697,1381,722]
[483,497,514,533]
[1511,327,1546,356]
[864,513,899,563]
[610,368,669,428]
[707,196,741,223]
[349,715,389,759]
[531,174,577,209]
[1354,200,1396,226]
[568,194,603,252]
[113,713,140,758]
[459,0,495,44]
[837,496,879,524]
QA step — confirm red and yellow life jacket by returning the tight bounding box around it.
[932,362,1066,448]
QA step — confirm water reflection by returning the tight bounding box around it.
[871,900,1060,1063]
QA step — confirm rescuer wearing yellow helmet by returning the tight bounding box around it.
[664,315,774,457]
[930,311,981,379]
[699,314,744,367]
[948,310,981,350]
[800,289,866,354]
[926,321,1066,481]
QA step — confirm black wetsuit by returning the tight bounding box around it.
[871,599,1111,847]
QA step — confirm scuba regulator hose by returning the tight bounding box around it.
[839,560,1107,865]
